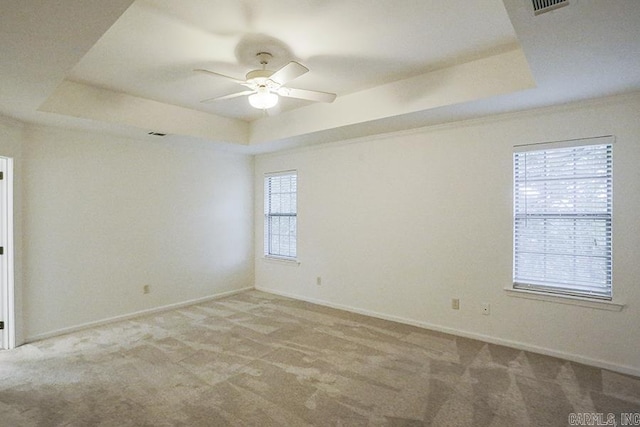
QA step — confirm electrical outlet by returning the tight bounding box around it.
[143,285,150,294]
[481,303,490,315]
[316,276,322,286]
[451,298,460,310]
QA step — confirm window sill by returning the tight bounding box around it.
[262,256,300,266]
[504,288,624,312]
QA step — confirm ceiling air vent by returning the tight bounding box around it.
[532,0,569,15]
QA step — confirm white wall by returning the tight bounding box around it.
[254,93,640,376]
[23,126,254,339]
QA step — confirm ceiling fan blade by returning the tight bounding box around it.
[194,68,245,84]
[201,90,254,103]
[277,87,337,103]
[269,61,309,86]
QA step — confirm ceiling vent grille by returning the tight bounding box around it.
[532,0,569,15]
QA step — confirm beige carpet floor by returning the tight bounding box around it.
[0,290,638,426]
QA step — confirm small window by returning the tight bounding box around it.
[513,137,613,299]
[264,171,297,259]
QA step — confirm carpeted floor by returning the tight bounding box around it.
[0,290,638,426]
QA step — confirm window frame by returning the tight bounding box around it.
[264,170,298,261]
[512,136,613,300]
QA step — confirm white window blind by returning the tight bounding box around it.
[513,138,613,299]
[264,171,297,259]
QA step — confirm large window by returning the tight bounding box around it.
[264,171,297,259]
[513,137,613,299]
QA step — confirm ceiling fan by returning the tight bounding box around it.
[195,52,336,110]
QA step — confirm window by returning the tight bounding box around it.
[513,137,613,299]
[264,171,297,259]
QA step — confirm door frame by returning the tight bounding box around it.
[0,157,15,350]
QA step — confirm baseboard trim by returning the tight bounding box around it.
[25,287,253,343]
[255,287,640,378]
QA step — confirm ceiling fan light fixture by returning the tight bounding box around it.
[248,88,278,109]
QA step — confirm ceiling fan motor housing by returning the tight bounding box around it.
[245,70,280,92]
[246,69,274,82]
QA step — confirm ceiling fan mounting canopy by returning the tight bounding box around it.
[195,51,337,110]
[255,51,273,65]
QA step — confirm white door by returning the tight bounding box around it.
[0,157,14,350]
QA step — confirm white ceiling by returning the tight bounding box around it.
[2,0,640,153]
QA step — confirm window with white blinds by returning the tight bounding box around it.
[264,171,297,259]
[513,137,613,299]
